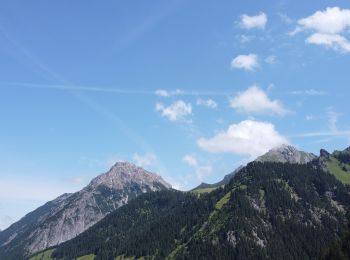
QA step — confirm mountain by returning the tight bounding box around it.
[37,150,350,260]
[192,144,315,194]
[0,162,171,259]
[255,144,317,164]
[192,166,244,193]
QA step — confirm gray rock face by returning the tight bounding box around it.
[255,144,316,164]
[0,162,171,256]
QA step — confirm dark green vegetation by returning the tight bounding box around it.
[51,190,214,260]
[321,232,350,260]
[43,160,350,260]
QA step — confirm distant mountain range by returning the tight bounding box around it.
[0,162,171,259]
[1,145,350,260]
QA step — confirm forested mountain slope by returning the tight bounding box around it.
[45,160,350,260]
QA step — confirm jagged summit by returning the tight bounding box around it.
[256,144,316,164]
[89,161,171,190]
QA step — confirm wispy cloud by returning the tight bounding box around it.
[182,154,213,180]
[291,89,326,96]
[1,82,234,97]
[3,82,152,95]
[278,13,293,24]
[265,55,277,64]
[155,100,192,122]
[196,98,218,109]
[132,153,157,168]
[293,108,350,139]
[155,89,184,97]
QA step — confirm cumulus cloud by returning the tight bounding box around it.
[240,12,268,29]
[292,7,350,53]
[132,153,157,167]
[155,100,192,121]
[182,155,213,180]
[297,7,350,34]
[155,89,184,97]
[197,120,288,158]
[230,85,288,116]
[231,54,259,71]
[196,98,218,109]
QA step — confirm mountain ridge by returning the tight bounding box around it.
[192,144,316,193]
[0,161,171,258]
[46,151,350,260]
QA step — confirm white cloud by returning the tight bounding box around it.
[155,89,184,97]
[240,12,267,29]
[155,100,192,121]
[297,7,350,34]
[306,33,350,52]
[292,7,350,53]
[230,85,288,116]
[182,155,212,180]
[197,120,288,158]
[231,54,259,71]
[132,153,157,167]
[196,98,217,109]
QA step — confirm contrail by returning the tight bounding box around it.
[1,82,153,95]
[0,82,232,96]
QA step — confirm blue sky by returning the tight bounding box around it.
[1,0,350,229]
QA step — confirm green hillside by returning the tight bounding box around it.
[326,148,350,184]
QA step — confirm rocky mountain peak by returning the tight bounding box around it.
[320,149,330,158]
[256,144,316,164]
[88,161,171,190]
[0,161,171,256]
